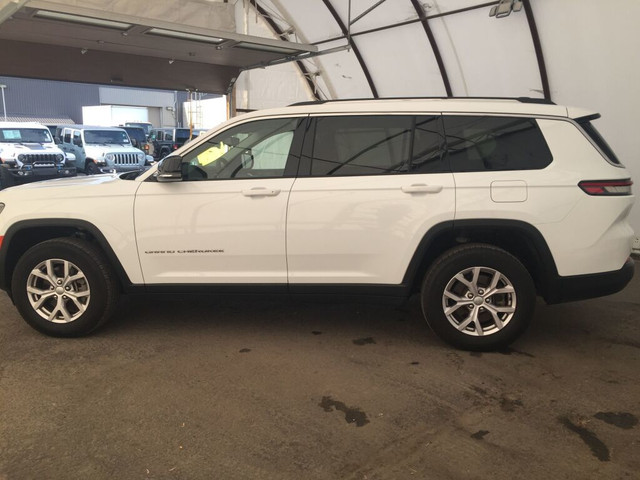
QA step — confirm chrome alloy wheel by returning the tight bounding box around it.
[26,259,91,323]
[442,266,516,336]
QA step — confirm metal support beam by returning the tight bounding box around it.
[409,0,453,97]
[350,0,388,26]
[249,0,321,100]
[315,1,499,47]
[321,0,379,98]
[522,0,551,101]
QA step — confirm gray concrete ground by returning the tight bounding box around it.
[1,262,639,480]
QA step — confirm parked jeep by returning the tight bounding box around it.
[0,99,634,351]
[0,122,76,189]
[59,125,146,174]
[149,127,203,160]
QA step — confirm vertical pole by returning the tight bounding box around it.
[0,85,6,121]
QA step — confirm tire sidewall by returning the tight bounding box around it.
[12,241,111,337]
[422,247,535,351]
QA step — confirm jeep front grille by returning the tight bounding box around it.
[114,153,139,165]
[22,154,59,165]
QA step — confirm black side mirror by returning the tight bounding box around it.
[157,155,183,182]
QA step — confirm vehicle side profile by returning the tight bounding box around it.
[0,98,634,350]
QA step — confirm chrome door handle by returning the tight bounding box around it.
[241,187,281,197]
[401,184,443,194]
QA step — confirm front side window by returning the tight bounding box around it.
[63,129,72,144]
[180,117,301,181]
[443,116,552,172]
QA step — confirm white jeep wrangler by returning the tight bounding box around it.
[0,122,76,188]
[0,98,634,350]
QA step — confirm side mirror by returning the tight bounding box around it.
[156,155,182,182]
[131,139,138,147]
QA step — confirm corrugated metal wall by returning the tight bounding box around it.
[0,76,99,123]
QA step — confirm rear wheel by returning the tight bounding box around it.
[12,238,120,337]
[421,244,535,351]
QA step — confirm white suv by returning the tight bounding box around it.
[0,98,634,350]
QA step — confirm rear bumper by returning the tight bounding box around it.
[545,257,635,304]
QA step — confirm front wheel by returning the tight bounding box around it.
[421,244,535,351]
[11,238,120,337]
[85,161,100,175]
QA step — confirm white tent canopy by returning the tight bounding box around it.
[234,0,640,246]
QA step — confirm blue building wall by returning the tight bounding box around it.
[0,76,192,125]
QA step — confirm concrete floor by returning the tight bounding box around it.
[1,262,639,480]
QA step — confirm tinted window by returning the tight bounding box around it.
[180,117,300,181]
[63,130,72,144]
[175,129,192,141]
[311,116,413,176]
[84,130,130,145]
[411,116,447,173]
[578,120,621,165]
[443,116,552,172]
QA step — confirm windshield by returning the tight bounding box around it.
[0,128,53,143]
[125,122,152,135]
[84,130,131,145]
[124,128,146,143]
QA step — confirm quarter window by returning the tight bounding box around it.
[443,116,552,172]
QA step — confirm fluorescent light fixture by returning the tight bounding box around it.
[147,28,223,45]
[234,42,300,55]
[34,10,132,30]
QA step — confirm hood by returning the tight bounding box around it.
[2,173,120,193]
[0,142,64,156]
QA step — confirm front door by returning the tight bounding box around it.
[134,116,306,285]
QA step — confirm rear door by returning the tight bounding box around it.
[286,114,455,287]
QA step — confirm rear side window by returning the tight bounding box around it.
[578,120,621,165]
[63,130,72,144]
[443,116,552,172]
[311,116,413,176]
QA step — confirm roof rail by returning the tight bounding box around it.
[289,96,556,106]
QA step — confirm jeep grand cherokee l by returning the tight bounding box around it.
[0,98,634,350]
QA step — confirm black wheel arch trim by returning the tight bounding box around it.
[0,218,133,294]
[402,219,561,301]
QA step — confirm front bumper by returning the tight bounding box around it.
[545,257,635,304]
[0,165,77,188]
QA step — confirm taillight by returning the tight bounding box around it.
[578,179,633,196]
[144,145,149,152]
[173,144,178,150]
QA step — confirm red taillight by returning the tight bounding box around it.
[173,144,179,150]
[0,236,3,249]
[144,145,149,152]
[578,179,633,196]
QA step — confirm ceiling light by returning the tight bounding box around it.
[34,10,132,30]
[489,0,523,18]
[146,28,223,45]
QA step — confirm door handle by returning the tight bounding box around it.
[241,187,281,197]
[401,184,443,194]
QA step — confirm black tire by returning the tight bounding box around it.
[85,161,100,175]
[11,238,120,337]
[421,243,535,351]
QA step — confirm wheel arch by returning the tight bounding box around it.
[0,219,133,296]
[403,219,560,301]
